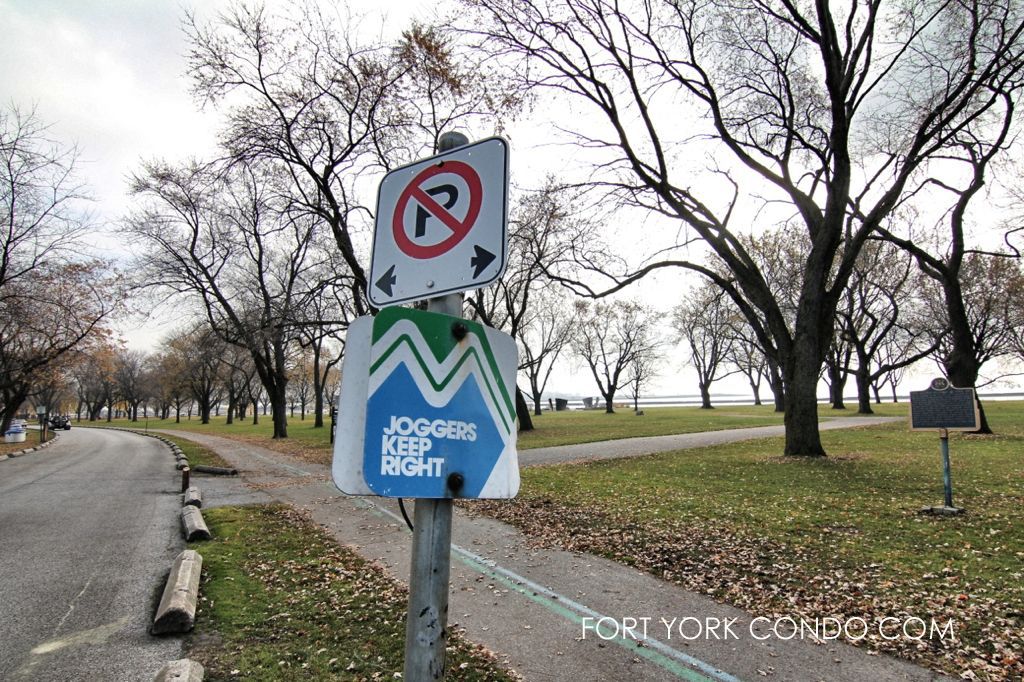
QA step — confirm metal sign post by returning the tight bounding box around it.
[404,131,466,682]
[939,428,954,509]
[404,288,462,682]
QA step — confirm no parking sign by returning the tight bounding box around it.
[368,137,509,307]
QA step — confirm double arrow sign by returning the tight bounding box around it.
[375,243,496,298]
[368,137,509,307]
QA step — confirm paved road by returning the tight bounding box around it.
[166,426,950,682]
[521,415,904,465]
[0,427,184,681]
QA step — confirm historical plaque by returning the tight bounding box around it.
[909,380,979,431]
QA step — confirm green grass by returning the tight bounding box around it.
[472,401,1024,679]
[517,404,784,448]
[95,401,904,462]
[162,434,232,469]
[91,413,332,463]
[190,504,516,681]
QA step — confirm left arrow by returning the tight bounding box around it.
[375,265,397,296]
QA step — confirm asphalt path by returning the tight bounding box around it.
[0,427,184,681]
[520,415,904,466]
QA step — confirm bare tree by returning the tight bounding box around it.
[114,348,148,422]
[626,340,662,413]
[725,320,772,408]
[671,283,737,409]
[72,340,118,422]
[126,160,324,438]
[839,241,939,414]
[185,6,501,317]
[165,325,227,425]
[918,252,1024,411]
[0,262,116,431]
[573,300,659,413]
[823,328,855,411]
[469,178,594,428]
[322,362,342,415]
[871,333,914,404]
[464,0,1024,455]
[1,105,90,291]
[1010,262,1024,362]
[863,3,1024,431]
[288,348,314,421]
[518,292,578,416]
[0,106,115,430]
[292,248,353,428]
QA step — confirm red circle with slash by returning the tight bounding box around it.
[392,161,482,259]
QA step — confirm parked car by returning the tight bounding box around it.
[49,415,71,430]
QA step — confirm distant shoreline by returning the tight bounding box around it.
[542,392,1024,409]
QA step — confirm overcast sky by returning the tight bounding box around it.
[0,0,634,397]
[3,0,1006,400]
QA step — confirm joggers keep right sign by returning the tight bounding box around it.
[332,306,520,500]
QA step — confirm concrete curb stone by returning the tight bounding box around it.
[181,506,211,542]
[152,550,203,635]
[191,464,238,476]
[183,486,202,508]
[153,658,205,682]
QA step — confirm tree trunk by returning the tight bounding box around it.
[783,347,825,456]
[533,393,543,417]
[515,387,534,431]
[768,361,785,412]
[313,343,324,428]
[855,366,873,415]
[200,401,211,424]
[252,399,259,425]
[750,379,762,406]
[827,362,847,410]
[271,388,288,439]
[699,382,713,409]
[942,277,992,433]
[603,391,615,414]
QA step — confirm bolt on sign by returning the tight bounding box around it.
[332,307,520,499]
[368,137,509,307]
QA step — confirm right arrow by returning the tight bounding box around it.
[375,265,397,297]
[470,245,496,278]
